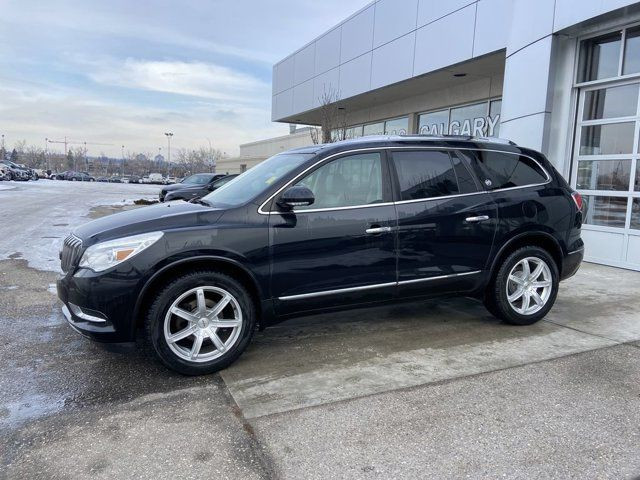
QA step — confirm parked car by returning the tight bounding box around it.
[159,173,230,202]
[129,175,141,184]
[1,161,29,181]
[57,136,584,375]
[96,176,109,182]
[109,176,122,183]
[148,173,165,184]
[67,171,95,182]
[0,164,9,180]
[141,176,151,184]
[166,176,177,184]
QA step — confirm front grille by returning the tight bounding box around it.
[61,234,83,273]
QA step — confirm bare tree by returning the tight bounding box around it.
[310,87,348,144]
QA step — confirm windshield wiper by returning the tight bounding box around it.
[189,198,213,206]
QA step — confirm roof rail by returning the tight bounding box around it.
[395,134,517,145]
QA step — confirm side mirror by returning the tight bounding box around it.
[277,185,315,209]
[207,183,215,191]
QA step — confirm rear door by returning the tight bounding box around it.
[391,148,498,297]
[269,150,397,315]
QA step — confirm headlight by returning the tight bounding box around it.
[79,232,163,272]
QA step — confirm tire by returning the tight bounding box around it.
[147,270,256,375]
[484,246,559,325]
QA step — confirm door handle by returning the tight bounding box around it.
[365,226,393,235]
[465,215,490,223]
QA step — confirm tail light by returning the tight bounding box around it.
[571,191,583,211]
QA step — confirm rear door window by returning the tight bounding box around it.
[392,150,478,201]
[470,150,549,189]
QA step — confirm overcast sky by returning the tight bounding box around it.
[0,0,371,158]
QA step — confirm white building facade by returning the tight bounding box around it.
[272,0,640,271]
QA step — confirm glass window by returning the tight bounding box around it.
[631,198,640,229]
[393,150,462,200]
[295,153,383,209]
[578,32,622,82]
[576,159,631,191]
[623,26,640,75]
[418,110,449,135]
[345,126,363,139]
[450,153,478,194]
[203,153,313,207]
[449,102,489,136]
[583,84,639,120]
[362,122,385,136]
[579,123,635,155]
[489,100,502,137]
[581,195,628,227]
[473,151,548,189]
[384,117,408,135]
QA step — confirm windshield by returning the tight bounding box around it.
[202,153,314,207]
[182,173,214,185]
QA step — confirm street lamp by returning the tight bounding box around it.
[45,137,50,172]
[164,132,173,176]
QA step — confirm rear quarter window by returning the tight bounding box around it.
[471,150,549,189]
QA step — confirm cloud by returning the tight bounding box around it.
[87,58,270,103]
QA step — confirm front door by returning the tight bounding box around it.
[269,151,397,315]
[390,149,498,296]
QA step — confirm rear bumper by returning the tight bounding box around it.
[560,247,584,281]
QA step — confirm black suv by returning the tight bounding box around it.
[57,136,584,375]
[159,173,228,202]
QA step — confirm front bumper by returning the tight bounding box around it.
[57,268,142,343]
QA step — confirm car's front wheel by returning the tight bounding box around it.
[147,270,256,375]
[485,246,559,325]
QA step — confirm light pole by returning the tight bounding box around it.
[45,137,50,172]
[164,132,173,176]
[121,145,125,176]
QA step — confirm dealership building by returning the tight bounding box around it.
[271,0,640,271]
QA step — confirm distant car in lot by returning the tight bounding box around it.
[164,174,238,202]
[128,175,141,184]
[159,173,228,202]
[57,136,585,375]
[166,176,177,184]
[148,173,165,184]
[109,176,122,183]
[96,176,109,182]
[1,161,30,181]
[67,172,95,182]
[0,164,9,180]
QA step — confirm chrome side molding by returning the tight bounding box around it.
[278,271,482,301]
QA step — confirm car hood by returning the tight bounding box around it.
[73,201,225,246]
[161,183,200,193]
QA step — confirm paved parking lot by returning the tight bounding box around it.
[1,180,640,479]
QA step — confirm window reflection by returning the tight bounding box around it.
[579,32,622,82]
[623,26,640,75]
[576,160,631,191]
[583,84,639,120]
[579,123,635,155]
[581,195,628,228]
[631,199,640,230]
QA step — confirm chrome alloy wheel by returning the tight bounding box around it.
[164,286,243,363]
[506,256,553,315]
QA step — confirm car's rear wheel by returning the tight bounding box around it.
[147,270,256,375]
[485,246,559,325]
